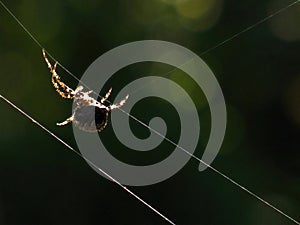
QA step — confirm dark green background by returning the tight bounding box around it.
[0,0,299,224]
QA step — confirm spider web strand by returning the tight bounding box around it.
[0,94,175,225]
[1,0,300,224]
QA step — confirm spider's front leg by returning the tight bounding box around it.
[42,49,75,99]
[57,115,74,126]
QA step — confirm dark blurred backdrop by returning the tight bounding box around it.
[0,0,300,224]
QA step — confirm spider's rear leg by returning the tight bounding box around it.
[57,115,74,126]
[108,94,129,110]
[100,87,112,104]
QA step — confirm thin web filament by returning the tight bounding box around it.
[0,0,299,224]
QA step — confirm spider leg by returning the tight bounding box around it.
[51,74,75,99]
[57,115,74,126]
[42,49,54,71]
[53,61,58,71]
[107,94,129,110]
[42,49,75,99]
[75,85,84,93]
[100,87,112,104]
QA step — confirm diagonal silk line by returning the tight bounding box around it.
[0,1,299,224]
[0,94,176,225]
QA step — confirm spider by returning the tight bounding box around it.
[42,49,128,132]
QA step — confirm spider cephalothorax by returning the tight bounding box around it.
[42,49,128,132]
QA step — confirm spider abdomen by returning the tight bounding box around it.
[73,106,108,132]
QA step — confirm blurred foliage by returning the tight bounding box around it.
[0,0,300,224]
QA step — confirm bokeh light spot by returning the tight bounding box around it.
[176,0,215,19]
[175,0,223,31]
[268,0,300,41]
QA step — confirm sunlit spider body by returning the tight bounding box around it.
[42,49,128,132]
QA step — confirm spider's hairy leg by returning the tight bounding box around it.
[53,61,58,71]
[75,85,84,93]
[100,87,112,104]
[84,90,93,95]
[108,94,129,110]
[51,72,75,99]
[57,115,74,126]
[42,49,54,72]
[42,49,75,99]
